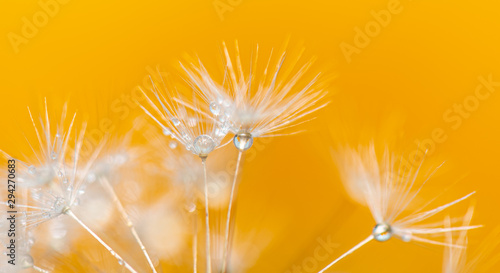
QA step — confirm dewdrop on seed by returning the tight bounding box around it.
[193,135,216,157]
[210,101,220,115]
[233,132,253,151]
[19,254,34,269]
[373,223,392,242]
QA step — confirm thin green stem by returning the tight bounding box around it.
[221,150,243,273]
[33,265,50,273]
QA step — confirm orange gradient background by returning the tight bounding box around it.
[1,0,500,272]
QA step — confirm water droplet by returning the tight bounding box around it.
[215,128,225,137]
[163,128,172,136]
[171,118,181,126]
[186,202,196,213]
[401,232,412,242]
[63,178,69,184]
[218,115,227,123]
[67,186,73,192]
[50,151,57,160]
[28,165,36,174]
[193,135,215,156]
[373,223,392,242]
[118,259,124,265]
[20,254,34,268]
[209,102,220,115]
[55,132,61,138]
[169,141,178,149]
[233,133,253,151]
[181,132,192,142]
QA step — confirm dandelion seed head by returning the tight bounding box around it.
[180,41,330,140]
[140,72,229,158]
[5,104,105,232]
[333,143,480,246]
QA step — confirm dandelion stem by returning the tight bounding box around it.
[318,235,374,273]
[33,265,50,273]
[65,209,139,273]
[221,150,243,273]
[202,158,212,273]
[193,211,198,273]
[99,178,157,273]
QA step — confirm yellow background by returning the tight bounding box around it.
[1,0,500,272]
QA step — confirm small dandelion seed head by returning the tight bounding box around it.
[140,73,229,157]
[334,143,479,247]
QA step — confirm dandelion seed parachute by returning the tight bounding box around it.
[178,41,330,272]
[139,72,229,159]
[319,144,481,272]
[180,41,330,145]
[2,103,150,273]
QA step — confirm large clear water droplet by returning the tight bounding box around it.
[193,135,215,157]
[210,102,220,116]
[233,133,253,151]
[373,223,392,242]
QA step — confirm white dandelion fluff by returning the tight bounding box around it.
[0,100,75,188]
[443,211,500,273]
[181,41,330,151]
[443,207,474,273]
[140,70,233,273]
[140,73,229,160]
[319,144,481,272]
[3,104,150,273]
[180,41,330,272]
